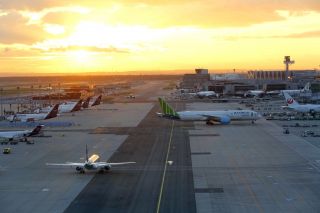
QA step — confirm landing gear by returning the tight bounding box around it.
[76,167,85,174]
[251,120,255,124]
[206,121,214,125]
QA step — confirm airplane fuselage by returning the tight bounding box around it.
[7,113,47,122]
[286,105,320,113]
[177,110,260,121]
[0,130,31,139]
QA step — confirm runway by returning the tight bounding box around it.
[64,103,196,213]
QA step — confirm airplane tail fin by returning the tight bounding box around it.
[85,144,89,162]
[82,97,91,108]
[283,92,299,106]
[29,125,44,136]
[303,82,310,91]
[45,104,59,119]
[91,95,102,106]
[71,100,83,112]
[158,97,179,117]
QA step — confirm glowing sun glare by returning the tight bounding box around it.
[67,50,92,64]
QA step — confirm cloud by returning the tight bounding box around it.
[0,6,91,45]
[282,30,320,38]
[0,11,48,44]
[0,44,41,57]
[0,0,319,27]
[42,11,88,26]
[36,45,129,53]
[220,30,320,42]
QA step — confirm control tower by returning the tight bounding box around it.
[283,56,295,80]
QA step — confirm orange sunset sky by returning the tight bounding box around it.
[0,0,320,76]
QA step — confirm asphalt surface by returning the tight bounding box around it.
[64,103,196,213]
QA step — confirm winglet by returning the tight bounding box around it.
[45,104,59,119]
[158,97,179,117]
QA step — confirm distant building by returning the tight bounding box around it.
[179,69,210,91]
[179,68,320,96]
[195,68,209,75]
[248,70,319,81]
[210,73,247,81]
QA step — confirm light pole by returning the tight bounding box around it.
[0,88,3,117]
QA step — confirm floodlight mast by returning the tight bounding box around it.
[283,56,295,81]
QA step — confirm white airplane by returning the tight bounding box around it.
[282,92,320,114]
[281,82,310,96]
[41,100,82,113]
[90,95,102,107]
[189,91,218,98]
[7,104,59,122]
[244,90,265,97]
[157,98,261,125]
[245,82,311,98]
[0,125,44,141]
[46,145,136,173]
[58,99,83,113]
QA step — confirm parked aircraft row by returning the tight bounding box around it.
[178,82,311,99]
[40,95,102,113]
[5,95,102,122]
[244,82,310,98]
[0,93,137,174]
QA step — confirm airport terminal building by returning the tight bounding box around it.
[179,69,320,96]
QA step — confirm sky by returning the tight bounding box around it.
[0,0,320,76]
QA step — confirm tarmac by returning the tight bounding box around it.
[188,102,320,213]
[1,81,320,213]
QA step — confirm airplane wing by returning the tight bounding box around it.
[201,114,231,124]
[46,162,85,167]
[94,162,136,166]
[107,162,136,166]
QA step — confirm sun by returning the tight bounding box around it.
[66,50,92,64]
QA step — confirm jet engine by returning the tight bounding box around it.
[76,167,84,172]
[218,116,231,125]
[104,165,111,170]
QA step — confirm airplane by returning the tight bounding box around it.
[41,99,83,113]
[281,82,310,96]
[46,145,136,173]
[157,97,261,125]
[244,90,265,98]
[82,97,91,109]
[91,95,102,106]
[282,92,320,114]
[58,99,83,113]
[0,125,44,141]
[6,104,59,122]
[245,82,311,98]
[188,91,218,98]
